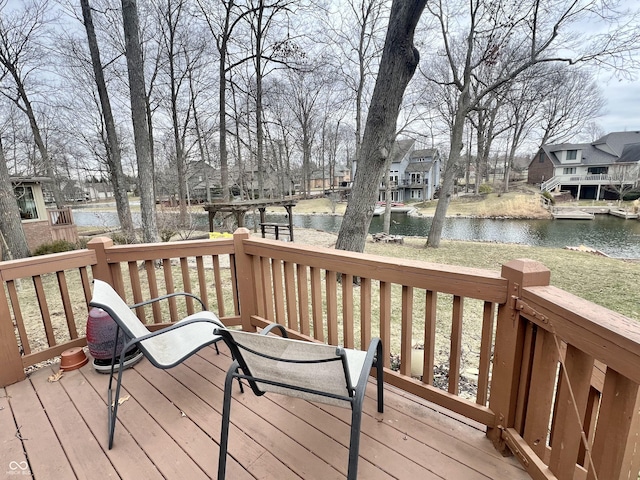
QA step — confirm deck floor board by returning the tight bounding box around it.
[1,344,531,480]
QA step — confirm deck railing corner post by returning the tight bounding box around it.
[233,228,257,332]
[487,258,551,453]
[0,288,25,387]
[87,236,115,286]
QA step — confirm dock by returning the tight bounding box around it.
[551,209,595,220]
[608,208,639,219]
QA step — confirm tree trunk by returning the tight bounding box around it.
[427,94,468,248]
[336,0,426,253]
[0,137,30,259]
[81,0,136,242]
[121,0,158,243]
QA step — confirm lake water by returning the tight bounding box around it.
[72,209,640,259]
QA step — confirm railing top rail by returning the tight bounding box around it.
[0,250,97,282]
[102,238,235,262]
[521,284,640,384]
[242,236,508,303]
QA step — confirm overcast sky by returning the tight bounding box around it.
[596,76,640,134]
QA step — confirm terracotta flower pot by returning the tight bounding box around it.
[60,347,89,371]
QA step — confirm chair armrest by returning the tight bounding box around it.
[261,323,289,337]
[129,291,206,310]
[355,337,382,390]
[131,316,225,344]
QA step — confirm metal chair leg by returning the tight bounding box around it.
[218,361,239,479]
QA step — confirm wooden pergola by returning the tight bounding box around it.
[203,199,297,240]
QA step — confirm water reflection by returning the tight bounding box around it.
[72,209,640,258]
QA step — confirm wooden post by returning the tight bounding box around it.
[233,228,257,332]
[0,283,25,386]
[87,237,115,285]
[487,259,551,453]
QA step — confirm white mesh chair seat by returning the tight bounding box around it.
[216,324,383,480]
[90,279,225,449]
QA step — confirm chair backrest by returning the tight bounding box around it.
[90,279,151,341]
[218,329,354,408]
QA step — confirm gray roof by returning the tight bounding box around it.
[405,161,434,173]
[410,148,437,159]
[541,131,640,166]
[390,139,415,164]
[618,143,640,164]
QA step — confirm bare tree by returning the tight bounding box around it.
[121,0,158,242]
[0,0,65,208]
[424,0,640,248]
[536,66,604,146]
[0,135,30,259]
[336,0,427,253]
[80,0,136,241]
[328,0,387,166]
[155,0,201,225]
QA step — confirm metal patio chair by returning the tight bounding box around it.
[215,324,384,479]
[89,279,225,449]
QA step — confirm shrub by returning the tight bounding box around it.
[542,190,555,205]
[33,240,78,256]
[110,232,137,245]
[478,183,493,194]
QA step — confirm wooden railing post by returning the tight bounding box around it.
[87,237,115,285]
[0,280,25,386]
[233,228,257,332]
[487,258,551,453]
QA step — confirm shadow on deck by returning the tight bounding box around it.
[1,344,528,480]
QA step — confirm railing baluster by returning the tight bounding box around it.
[449,295,463,395]
[523,327,559,461]
[310,266,323,341]
[549,344,594,478]
[360,277,372,351]
[515,322,536,432]
[260,257,274,321]
[271,259,285,325]
[423,290,436,385]
[129,261,145,321]
[283,261,297,330]
[342,274,354,349]
[326,270,338,345]
[400,285,413,377]
[380,281,391,369]
[33,276,55,347]
[587,369,640,480]
[162,259,178,322]
[180,257,194,314]
[56,271,77,339]
[296,264,310,336]
[476,301,495,405]
[212,255,223,316]
[196,256,208,310]
[145,260,162,322]
[7,280,30,355]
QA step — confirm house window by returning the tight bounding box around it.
[588,167,608,175]
[14,186,38,220]
[539,153,545,163]
[566,150,577,160]
[563,167,576,175]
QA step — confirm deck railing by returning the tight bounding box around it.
[0,228,638,480]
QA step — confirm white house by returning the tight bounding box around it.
[528,131,640,200]
[361,138,441,203]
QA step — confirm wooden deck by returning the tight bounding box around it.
[1,344,530,480]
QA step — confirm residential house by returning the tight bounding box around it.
[308,167,351,191]
[528,131,640,200]
[185,160,222,202]
[373,139,441,203]
[12,177,78,252]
